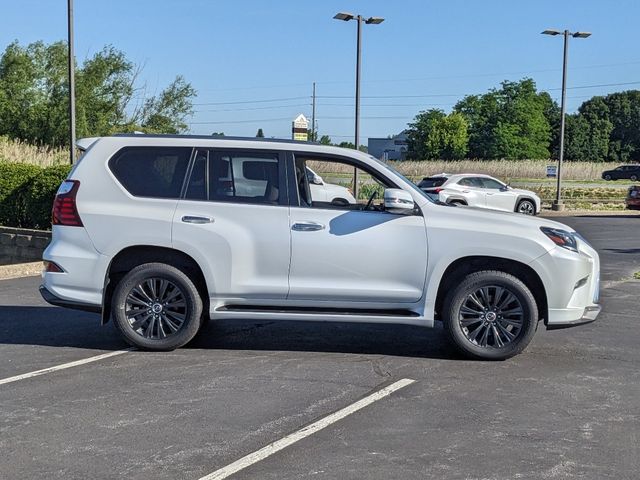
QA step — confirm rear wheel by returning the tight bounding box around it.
[442,270,538,360]
[516,199,535,215]
[111,263,203,350]
[604,174,612,181]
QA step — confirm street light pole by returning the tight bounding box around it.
[334,12,384,199]
[355,14,362,156]
[556,30,570,211]
[67,0,76,164]
[542,29,591,211]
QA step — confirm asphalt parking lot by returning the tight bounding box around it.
[0,214,638,480]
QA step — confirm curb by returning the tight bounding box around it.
[0,261,42,281]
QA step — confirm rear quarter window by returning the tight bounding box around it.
[109,147,192,198]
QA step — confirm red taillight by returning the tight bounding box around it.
[43,261,64,273]
[52,180,83,227]
[433,187,443,193]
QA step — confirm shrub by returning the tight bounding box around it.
[0,161,42,225]
[0,162,71,229]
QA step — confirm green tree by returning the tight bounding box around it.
[601,91,640,161]
[406,109,468,160]
[256,128,264,137]
[564,97,612,162]
[318,134,332,145]
[454,79,552,159]
[0,41,196,147]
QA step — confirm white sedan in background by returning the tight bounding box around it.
[306,167,357,205]
[419,173,541,215]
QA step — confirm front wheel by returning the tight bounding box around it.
[111,263,203,351]
[442,270,538,360]
[630,174,638,182]
[516,199,536,215]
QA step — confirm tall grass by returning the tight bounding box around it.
[0,136,68,166]
[389,159,605,182]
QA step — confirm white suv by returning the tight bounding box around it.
[40,135,600,360]
[419,174,541,215]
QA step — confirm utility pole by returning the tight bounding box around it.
[67,0,76,164]
[311,82,316,142]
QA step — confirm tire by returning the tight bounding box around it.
[516,199,536,215]
[604,174,612,181]
[630,175,638,182]
[442,270,539,360]
[111,263,203,351]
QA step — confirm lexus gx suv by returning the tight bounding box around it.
[40,135,601,360]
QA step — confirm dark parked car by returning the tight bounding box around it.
[601,165,640,181]
[626,185,640,210]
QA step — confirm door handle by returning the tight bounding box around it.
[182,215,214,224]
[292,222,325,232]
[486,193,495,195]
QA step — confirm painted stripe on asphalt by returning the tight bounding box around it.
[0,349,132,386]
[199,378,416,480]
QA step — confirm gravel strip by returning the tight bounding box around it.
[0,261,42,280]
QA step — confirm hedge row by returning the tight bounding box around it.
[0,161,72,229]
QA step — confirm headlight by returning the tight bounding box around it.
[540,227,578,252]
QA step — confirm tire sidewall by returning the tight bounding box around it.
[443,271,538,360]
[111,263,203,351]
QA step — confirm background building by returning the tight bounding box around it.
[367,131,409,161]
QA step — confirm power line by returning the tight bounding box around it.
[192,96,308,106]
[190,116,306,125]
[193,103,310,113]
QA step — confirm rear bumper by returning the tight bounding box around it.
[546,305,601,330]
[39,285,101,314]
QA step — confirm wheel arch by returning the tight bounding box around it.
[101,245,209,324]
[446,196,468,205]
[433,255,547,323]
[514,195,537,214]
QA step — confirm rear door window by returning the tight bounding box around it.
[109,147,192,198]
[184,150,285,205]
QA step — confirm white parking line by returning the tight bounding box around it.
[199,378,416,480]
[0,349,132,386]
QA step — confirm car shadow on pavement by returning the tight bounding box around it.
[0,306,126,350]
[0,306,460,360]
[189,318,460,360]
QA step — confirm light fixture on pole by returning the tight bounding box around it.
[334,11,384,198]
[541,29,591,211]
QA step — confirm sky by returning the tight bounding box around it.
[1,0,639,143]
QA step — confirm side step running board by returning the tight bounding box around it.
[216,305,420,317]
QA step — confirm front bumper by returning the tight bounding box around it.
[529,238,601,330]
[546,305,601,330]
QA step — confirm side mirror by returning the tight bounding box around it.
[307,171,323,185]
[384,188,415,214]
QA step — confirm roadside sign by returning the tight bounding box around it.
[292,114,308,141]
[546,165,557,178]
